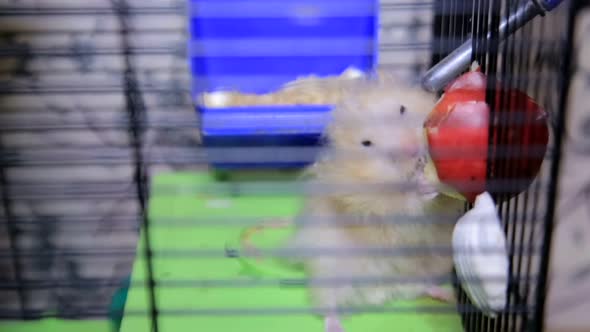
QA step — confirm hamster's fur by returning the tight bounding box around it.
[287,75,465,315]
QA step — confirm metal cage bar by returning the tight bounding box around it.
[0,1,581,331]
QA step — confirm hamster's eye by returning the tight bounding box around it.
[400,105,406,115]
[361,140,373,147]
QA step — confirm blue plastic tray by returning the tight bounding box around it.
[188,0,379,168]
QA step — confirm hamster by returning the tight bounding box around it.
[284,75,466,332]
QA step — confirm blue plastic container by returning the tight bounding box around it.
[188,0,379,168]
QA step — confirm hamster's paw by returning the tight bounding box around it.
[416,174,439,200]
[325,314,345,332]
[425,285,456,303]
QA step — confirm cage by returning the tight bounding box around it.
[0,1,587,332]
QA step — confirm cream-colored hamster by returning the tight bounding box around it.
[286,75,466,332]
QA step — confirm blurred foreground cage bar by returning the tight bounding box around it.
[0,1,582,332]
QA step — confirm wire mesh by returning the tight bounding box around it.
[0,0,580,332]
[441,0,576,331]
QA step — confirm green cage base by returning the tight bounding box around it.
[118,170,463,332]
[0,319,110,332]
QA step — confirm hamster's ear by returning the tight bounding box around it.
[323,118,342,143]
[318,134,330,145]
[322,106,340,143]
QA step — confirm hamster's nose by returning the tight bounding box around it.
[389,145,419,162]
[401,144,421,159]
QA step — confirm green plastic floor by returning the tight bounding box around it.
[1,170,464,332]
[120,171,463,332]
[0,319,109,332]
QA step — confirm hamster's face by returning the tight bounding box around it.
[325,83,437,182]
